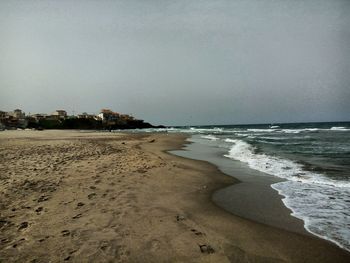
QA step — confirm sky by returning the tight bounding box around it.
[0,0,349,126]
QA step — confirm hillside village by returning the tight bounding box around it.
[0,109,160,130]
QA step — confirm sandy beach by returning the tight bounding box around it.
[0,130,349,262]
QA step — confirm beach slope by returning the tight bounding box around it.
[0,130,348,262]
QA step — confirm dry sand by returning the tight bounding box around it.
[0,130,349,262]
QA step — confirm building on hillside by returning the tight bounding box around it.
[0,111,7,120]
[120,114,134,121]
[31,114,48,121]
[0,111,7,127]
[8,109,25,119]
[1,116,27,129]
[0,109,27,129]
[77,112,95,119]
[98,109,120,124]
[51,110,67,119]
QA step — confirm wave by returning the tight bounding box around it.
[201,135,219,141]
[257,136,311,140]
[224,139,350,251]
[272,181,350,252]
[125,125,350,136]
[330,127,350,131]
[224,139,350,188]
[247,128,319,134]
[247,128,276,133]
[255,139,306,145]
[187,127,225,133]
[245,128,350,134]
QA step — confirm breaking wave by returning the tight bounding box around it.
[224,139,350,251]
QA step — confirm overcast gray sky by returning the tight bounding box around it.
[0,0,349,125]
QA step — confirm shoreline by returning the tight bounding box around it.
[172,134,350,252]
[170,136,308,235]
[0,130,349,262]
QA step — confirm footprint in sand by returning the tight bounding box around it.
[37,195,50,203]
[38,236,50,243]
[149,239,161,251]
[18,222,29,231]
[61,230,70,237]
[35,207,43,214]
[76,202,85,208]
[176,215,186,221]
[199,244,215,254]
[72,213,83,219]
[88,193,96,199]
[191,229,204,236]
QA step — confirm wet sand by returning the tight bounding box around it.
[0,130,349,262]
[171,138,308,235]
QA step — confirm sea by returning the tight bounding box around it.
[131,122,350,251]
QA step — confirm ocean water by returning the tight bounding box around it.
[131,122,350,251]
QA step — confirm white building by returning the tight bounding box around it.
[51,110,67,119]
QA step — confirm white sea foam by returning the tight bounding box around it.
[235,133,249,137]
[247,128,276,133]
[248,127,350,134]
[270,125,280,128]
[257,136,301,140]
[330,127,350,131]
[272,181,350,252]
[247,128,316,134]
[224,139,350,251]
[245,128,344,134]
[188,127,224,133]
[279,128,321,133]
[201,135,219,141]
[224,139,350,187]
[255,140,305,145]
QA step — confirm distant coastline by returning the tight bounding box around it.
[0,108,164,130]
